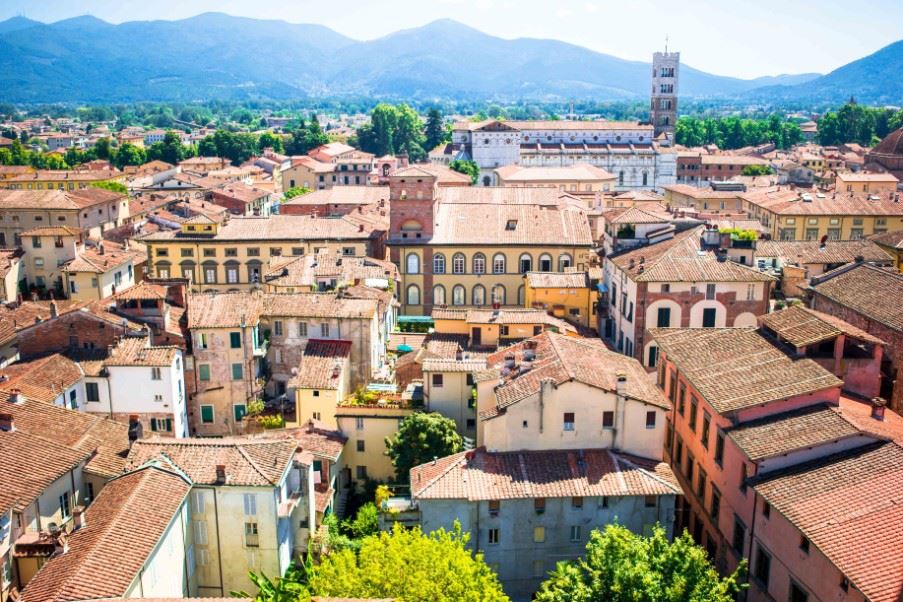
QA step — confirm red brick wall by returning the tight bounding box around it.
[18,313,138,358]
[280,203,363,217]
[811,292,903,411]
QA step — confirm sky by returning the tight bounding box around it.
[1,0,901,79]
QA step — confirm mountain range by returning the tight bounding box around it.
[0,13,897,105]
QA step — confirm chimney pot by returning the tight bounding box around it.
[0,412,13,431]
[8,389,23,404]
[215,464,227,484]
[870,397,887,421]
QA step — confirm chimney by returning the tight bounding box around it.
[8,389,23,405]
[98,242,105,255]
[615,371,627,396]
[49,299,58,319]
[215,464,227,484]
[72,506,87,529]
[870,397,886,421]
[504,354,516,369]
[0,412,13,431]
[127,415,143,443]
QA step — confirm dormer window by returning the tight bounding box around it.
[505,220,518,231]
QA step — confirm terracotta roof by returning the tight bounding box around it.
[0,429,89,512]
[411,447,680,501]
[869,230,903,250]
[755,239,893,265]
[211,181,270,204]
[604,206,670,225]
[64,242,144,274]
[284,186,388,206]
[611,227,776,283]
[699,155,767,166]
[421,357,488,373]
[253,421,347,461]
[759,305,885,347]
[752,441,903,602]
[103,337,179,367]
[870,126,903,157]
[0,392,129,478]
[264,293,377,319]
[742,187,903,216]
[113,281,169,301]
[126,437,297,486]
[0,248,22,280]
[428,201,591,247]
[187,291,265,329]
[650,328,843,414]
[18,226,81,237]
[525,271,590,289]
[455,119,651,132]
[289,340,351,390]
[400,163,472,185]
[726,403,864,461]
[663,184,745,199]
[836,396,903,444]
[809,263,903,331]
[483,332,669,419]
[0,353,84,403]
[836,172,898,182]
[141,214,377,242]
[263,254,397,288]
[21,464,192,602]
[5,169,121,183]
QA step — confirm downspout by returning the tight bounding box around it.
[213,488,225,597]
[745,463,760,590]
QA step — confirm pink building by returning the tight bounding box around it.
[651,326,903,601]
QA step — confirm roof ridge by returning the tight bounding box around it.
[613,452,681,494]
[415,451,468,499]
[235,441,280,485]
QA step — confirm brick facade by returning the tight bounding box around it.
[17,311,142,359]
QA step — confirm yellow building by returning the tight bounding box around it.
[523,271,596,328]
[0,169,125,191]
[493,163,616,193]
[869,231,903,271]
[335,397,415,485]
[386,173,595,315]
[289,340,352,428]
[140,214,382,292]
[835,172,899,194]
[663,184,745,214]
[742,187,903,241]
[282,156,336,191]
[431,307,577,347]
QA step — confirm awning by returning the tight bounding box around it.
[398,316,434,324]
[596,283,608,293]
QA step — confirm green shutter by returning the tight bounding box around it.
[150,418,158,431]
[199,364,211,381]
[234,404,247,421]
[230,332,241,348]
[201,405,214,423]
[231,363,243,380]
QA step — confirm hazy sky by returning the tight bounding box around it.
[2,0,901,79]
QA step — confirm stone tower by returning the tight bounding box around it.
[651,48,680,140]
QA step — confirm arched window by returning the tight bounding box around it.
[473,253,486,274]
[400,219,422,232]
[491,284,506,305]
[558,253,573,271]
[406,285,420,306]
[472,284,486,306]
[517,285,525,306]
[452,285,465,305]
[519,253,532,274]
[539,253,553,272]
[433,285,446,305]
[433,253,446,274]
[382,164,390,177]
[492,253,506,274]
[452,253,466,274]
[406,253,420,274]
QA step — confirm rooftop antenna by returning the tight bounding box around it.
[664,34,669,54]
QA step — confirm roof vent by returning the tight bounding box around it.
[871,397,887,421]
[215,464,227,484]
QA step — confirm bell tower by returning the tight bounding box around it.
[651,42,680,140]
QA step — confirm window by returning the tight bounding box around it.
[701,412,710,448]
[558,254,572,271]
[710,486,721,520]
[452,253,465,274]
[244,522,259,547]
[356,440,365,452]
[563,412,575,431]
[602,411,615,429]
[799,536,810,554]
[697,468,707,499]
[433,253,446,274]
[230,332,242,348]
[739,462,748,494]
[247,248,260,257]
[645,411,656,429]
[405,253,419,274]
[452,285,465,305]
[432,373,444,388]
[657,306,671,328]
[201,405,214,423]
[732,516,745,555]
[355,417,365,430]
[432,285,446,305]
[689,397,698,432]
[356,466,368,479]
[492,253,506,274]
[473,253,486,274]
[571,496,583,509]
[273,320,283,336]
[85,382,100,402]
[320,323,330,337]
[491,284,506,305]
[534,498,546,514]
[472,285,486,306]
[199,364,211,381]
[406,284,421,305]
[790,582,809,602]
[151,367,162,380]
[31,236,41,248]
[754,545,771,588]
[715,430,725,466]
[533,526,545,543]
[644,495,657,508]
[570,525,582,542]
[519,253,532,273]
[298,322,308,337]
[648,346,658,367]
[59,491,71,519]
[488,528,500,544]
[488,499,500,516]
[702,307,717,328]
[538,253,552,272]
[231,363,244,380]
[762,502,771,519]
[234,404,247,421]
[677,382,685,415]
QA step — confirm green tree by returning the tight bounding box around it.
[384,412,463,482]
[282,186,311,200]
[741,164,774,176]
[307,523,507,602]
[449,159,480,184]
[91,181,128,195]
[113,142,147,169]
[146,131,189,165]
[424,107,449,151]
[342,502,378,540]
[536,525,745,602]
[94,137,114,161]
[258,131,285,154]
